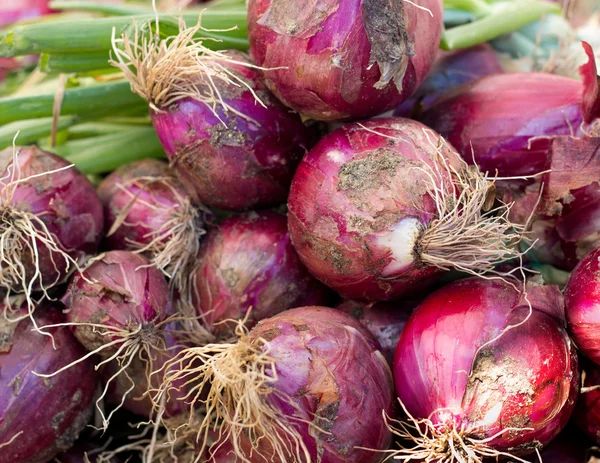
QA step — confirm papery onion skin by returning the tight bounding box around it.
[565,246,600,365]
[336,298,417,364]
[63,251,170,353]
[288,117,461,301]
[248,306,394,463]
[247,0,443,121]
[420,73,586,177]
[394,279,578,455]
[98,159,206,252]
[0,304,97,463]
[0,146,104,292]
[151,51,315,211]
[192,210,332,337]
[394,44,503,118]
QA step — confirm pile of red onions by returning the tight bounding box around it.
[160,306,394,462]
[62,251,170,428]
[247,0,443,121]
[394,44,504,118]
[192,210,331,337]
[98,159,210,288]
[393,278,578,459]
[0,302,96,463]
[0,145,103,300]
[420,42,600,178]
[288,117,522,301]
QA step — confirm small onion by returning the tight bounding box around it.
[62,251,170,428]
[420,42,600,178]
[565,245,600,364]
[0,303,96,463]
[393,279,578,459]
[247,0,443,121]
[394,44,504,118]
[336,298,417,364]
[98,159,210,290]
[0,145,103,299]
[192,210,332,337]
[288,117,522,301]
[160,306,394,462]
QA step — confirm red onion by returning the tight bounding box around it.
[288,117,523,301]
[420,42,600,178]
[159,306,394,462]
[192,210,331,337]
[0,302,96,463]
[392,279,578,459]
[0,145,103,303]
[98,159,210,290]
[61,251,170,429]
[394,44,504,118]
[565,245,600,365]
[247,0,442,121]
[0,0,54,29]
[336,298,417,364]
[112,31,315,211]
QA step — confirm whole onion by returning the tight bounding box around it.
[112,29,315,211]
[393,278,578,459]
[62,250,170,428]
[336,298,417,364]
[565,245,600,364]
[160,306,394,462]
[247,0,443,121]
[420,42,600,178]
[0,145,103,300]
[288,117,523,301]
[192,210,331,337]
[0,303,96,463]
[394,44,504,118]
[98,159,210,290]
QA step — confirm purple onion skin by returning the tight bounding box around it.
[420,73,585,178]
[288,117,461,301]
[565,246,600,365]
[541,426,594,463]
[247,0,442,121]
[336,298,417,365]
[249,306,394,463]
[395,279,579,456]
[151,51,315,211]
[193,210,332,337]
[0,304,97,463]
[97,159,196,251]
[0,146,103,290]
[63,251,170,353]
[574,359,600,444]
[395,44,503,118]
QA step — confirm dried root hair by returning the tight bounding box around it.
[154,320,312,463]
[32,308,181,431]
[0,143,86,335]
[413,129,526,279]
[107,175,209,295]
[377,400,537,463]
[110,14,267,122]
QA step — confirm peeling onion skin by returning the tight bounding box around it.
[0,304,96,463]
[0,146,104,292]
[192,210,332,337]
[247,0,442,121]
[63,251,170,354]
[573,359,600,445]
[249,306,394,463]
[151,51,315,211]
[420,73,587,178]
[336,298,417,365]
[288,117,459,301]
[565,246,600,365]
[394,279,579,456]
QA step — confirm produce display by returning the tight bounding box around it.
[0,0,600,462]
